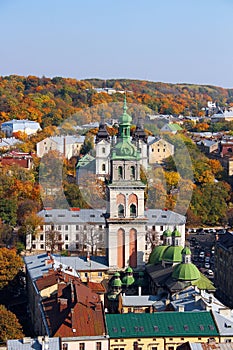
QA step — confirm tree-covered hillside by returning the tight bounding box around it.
[1,75,233,128]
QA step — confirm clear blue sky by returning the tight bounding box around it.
[1,0,233,87]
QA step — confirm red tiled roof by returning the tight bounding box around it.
[87,281,106,293]
[42,280,106,337]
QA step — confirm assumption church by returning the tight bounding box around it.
[27,99,186,270]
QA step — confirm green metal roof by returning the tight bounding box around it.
[172,262,200,281]
[167,124,183,131]
[106,311,218,338]
[162,246,183,263]
[76,153,95,168]
[149,245,168,264]
[191,273,216,291]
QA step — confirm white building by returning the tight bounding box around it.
[1,119,41,137]
[36,135,85,159]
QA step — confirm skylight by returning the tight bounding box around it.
[199,325,204,331]
[153,326,159,331]
[112,327,118,333]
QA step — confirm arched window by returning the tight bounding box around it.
[102,147,105,154]
[130,204,137,217]
[102,163,106,171]
[130,166,135,179]
[118,204,124,218]
[118,166,123,179]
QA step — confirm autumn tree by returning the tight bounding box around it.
[0,305,24,343]
[0,248,23,290]
[45,229,62,253]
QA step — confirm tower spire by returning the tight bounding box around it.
[123,92,127,113]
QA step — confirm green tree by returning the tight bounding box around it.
[0,305,24,343]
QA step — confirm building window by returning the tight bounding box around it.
[118,166,123,179]
[99,233,103,241]
[98,272,102,277]
[102,164,106,171]
[58,234,62,241]
[130,166,135,179]
[65,225,68,231]
[84,225,87,230]
[76,225,79,230]
[51,225,54,231]
[145,245,147,250]
[40,225,43,230]
[76,234,79,240]
[128,308,132,313]
[152,148,154,152]
[32,244,36,249]
[65,244,68,250]
[40,244,44,249]
[40,234,44,241]
[130,204,137,217]
[160,226,163,231]
[163,149,166,152]
[118,204,124,218]
[62,344,68,350]
[58,225,61,230]
[158,149,160,152]
[79,343,85,350]
[152,347,158,350]
[102,147,105,154]
[99,225,102,229]
[76,243,79,249]
[65,234,68,241]
[85,272,88,277]
[96,342,102,350]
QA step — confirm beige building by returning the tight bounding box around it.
[36,135,85,159]
[148,137,174,164]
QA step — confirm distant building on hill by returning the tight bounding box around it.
[36,135,85,159]
[1,119,41,137]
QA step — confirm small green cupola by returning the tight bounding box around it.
[111,272,122,294]
[135,271,146,287]
[122,266,135,286]
[172,228,182,246]
[182,246,192,264]
[163,228,172,246]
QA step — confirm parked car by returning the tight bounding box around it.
[205,262,210,269]
[207,269,214,276]
[205,256,210,263]
[199,251,205,258]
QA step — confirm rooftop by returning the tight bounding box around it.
[7,337,60,350]
[106,311,218,338]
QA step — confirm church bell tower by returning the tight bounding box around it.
[106,97,147,269]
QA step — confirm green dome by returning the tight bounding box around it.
[163,229,172,237]
[162,246,183,263]
[111,278,122,287]
[114,272,121,277]
[149,245,168,264]
[172,229,181,237]
[172,262,200,281]
[122,275,135,286]
[125,266,133,273]
[182,246,191,255]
